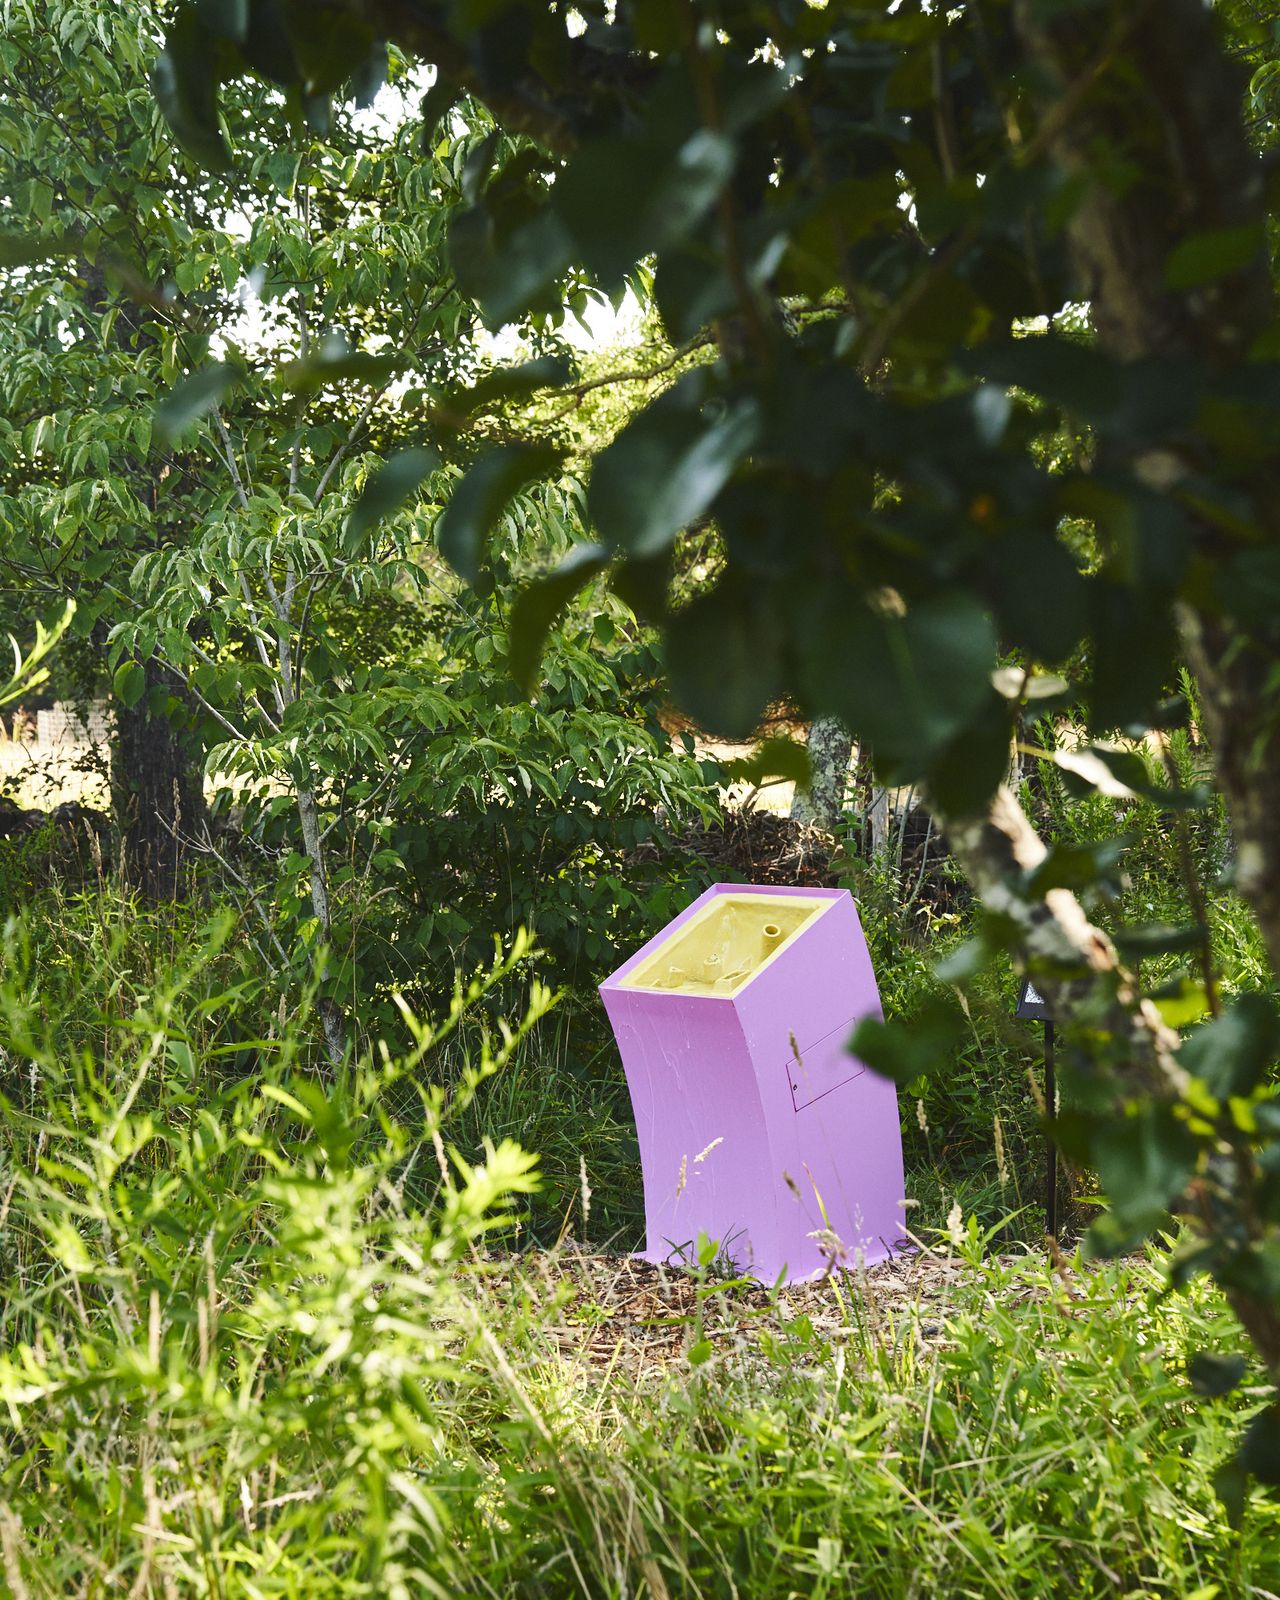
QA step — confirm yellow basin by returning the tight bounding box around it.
[619,893,832,996]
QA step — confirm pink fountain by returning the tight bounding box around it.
[600,883,905,1285]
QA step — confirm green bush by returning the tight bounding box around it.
[221,592,717,1046]
[379,611,715,991]
[0,909,548,1598]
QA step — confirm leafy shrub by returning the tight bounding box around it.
[232,593,717,1040]
[0,910,549,1598]
[383,613,715,986]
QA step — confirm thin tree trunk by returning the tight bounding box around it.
[867,779,891,864]
[83,252,208,902]
[112,658,207,902]
[790,716,851,831]
[296,783,347,1070]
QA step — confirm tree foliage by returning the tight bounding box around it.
[140,0,1280,1494]
[1,0,709,1054]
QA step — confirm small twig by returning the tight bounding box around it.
[184,639,280,735]
[179,817,293,970]
[903,813,935,914]
[212,411,252,513]
[931,37,960,183]
[313,388,387,502]
[318,739,418,843]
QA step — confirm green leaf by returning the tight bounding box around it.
[1053,746,1141,800]
[1239,1404,1280,1485]
[665,583,782,739]
[1052,745,1208,811]
[1090,1104,1198,1242]
[805,592,998,775]
[613,553,672,623]
[113,661,147,709]
[1165,224,1266,291]
[1188,1351,1246,1398]
[590,374,761,558]
[349,38,389,108]
[849,998,967,1087]
[152,12,233,174]
[285,9,376,97]
[419,79,457,150]
[1252,59,1280,116]
[1086,573,1182,731]
[1214,1458,1250,1530]
[924,690,1013,816]
[991,668,1070,702]
[198,0,248,40]
[1112,922,1207,959]
[437,444,564,584]
[656,220,787,343]
[344,448,438,550]
[236,0,297,84]
[1152,976,1215,1029]
[721,738,811,790]
[448,204,573,327]
[1180,995,1280,1099]
[442,355,574,424]
[555,128,737,286]
[509,544,610,695]
[966,338,1121,421]
[933,937,993,986]
[1025,836,1128,896]
[156,362,241,444]
[279,334,402,394]
[1081,746,1210,811]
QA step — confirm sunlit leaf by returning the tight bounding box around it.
[509,543,609,695]
[113,661,147,709]
[437,444,564,583]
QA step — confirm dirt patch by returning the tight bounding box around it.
[470,1245,1114,1382]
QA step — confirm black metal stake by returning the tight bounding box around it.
[1044,1019,1058,1241]
[1014,979,1059,1246]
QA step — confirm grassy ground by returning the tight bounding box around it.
[457,1241,1280,1599]
[0,891,1274,1597]
[0,722,1275,1594]
[3,1230,1275,1597]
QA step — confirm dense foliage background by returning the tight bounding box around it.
[4,0,1280,1592]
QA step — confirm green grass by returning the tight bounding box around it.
[461,1240,1280,1599]
[0,894,1276,1598]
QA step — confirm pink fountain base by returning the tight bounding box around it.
[600,884,905,1285]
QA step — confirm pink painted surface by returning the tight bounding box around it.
[600,883,905,1284]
